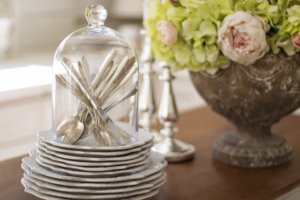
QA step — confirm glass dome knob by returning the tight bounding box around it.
[85,4,107,27]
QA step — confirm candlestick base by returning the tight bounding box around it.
[152,138,195,162]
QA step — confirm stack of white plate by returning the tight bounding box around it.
[21,129,167,200]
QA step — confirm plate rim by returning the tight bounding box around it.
[38,124,153,151]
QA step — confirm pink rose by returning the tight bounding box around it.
[157,20,178,46]
[292,34,300,49]
[218,12,269,66]
[232,28,250,49]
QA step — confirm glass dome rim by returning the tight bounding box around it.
[53,26,138,62]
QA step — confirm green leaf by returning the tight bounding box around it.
[287,5,300,17]
[193,46,206,63]
[283,40,296,56]
[182,18,201,41]
[180,0,207,8]
[174,45,192,65]
[206,45,220,62]
[199,21,217,36]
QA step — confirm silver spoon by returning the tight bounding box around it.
[56,116,84,144]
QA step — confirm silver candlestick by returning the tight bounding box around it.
[152,62,195,162]
[138,33,162,143]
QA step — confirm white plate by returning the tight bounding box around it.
[38,124,153,151]
[37,154,146,172]
[36,156,148,177]
[22,152,166,183]
[37,146,149,162]
[24,170,165,189]
[33,149,148,167]
[38,139,153,156]
[22,178,165,199]
[23,187,159,200]
[23,173,166,194]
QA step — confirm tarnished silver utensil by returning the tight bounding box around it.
[55,51,117,143]
[56,117,84,144]
[61,57,132,146]
[103,84,138,113]
[55,49,137,146]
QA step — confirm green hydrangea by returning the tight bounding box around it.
[145,0,300,73]
[266,1,300,55]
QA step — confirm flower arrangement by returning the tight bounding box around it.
[145,0,300,74]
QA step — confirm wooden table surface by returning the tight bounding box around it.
[1,107,300,200]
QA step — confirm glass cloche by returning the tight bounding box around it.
[52,5,139,146]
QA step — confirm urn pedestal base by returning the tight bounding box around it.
[213,131,293,168]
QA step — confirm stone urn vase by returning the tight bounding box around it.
[190,53,300,168]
